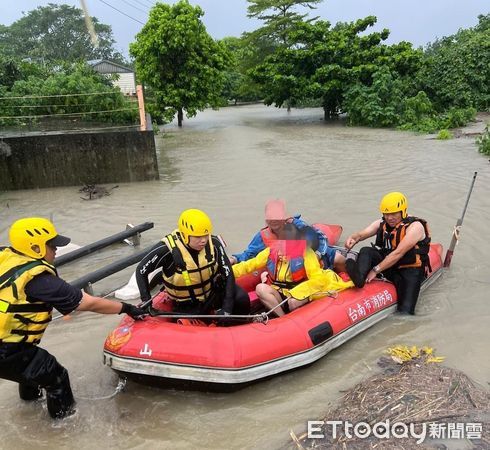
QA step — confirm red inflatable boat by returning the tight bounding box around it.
[102,224,444,386]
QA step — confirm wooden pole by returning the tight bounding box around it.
[136,84,147,131]
[443,171,478,268]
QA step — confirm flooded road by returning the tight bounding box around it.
[1,105,489,449]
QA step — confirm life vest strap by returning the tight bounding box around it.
[273,280,298,289]
[0,260,45,290]
[13,313,52,325]
[162,278,213,292]
[4,302,52,313]
[11,328,45,336]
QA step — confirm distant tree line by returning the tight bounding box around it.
[0,1,488,134]
[218,3,489,134]
[0,4,135,127]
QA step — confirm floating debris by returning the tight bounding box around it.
[290,347,489,449]
[79,184,118,200]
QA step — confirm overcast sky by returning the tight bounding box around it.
[1,0,488,57]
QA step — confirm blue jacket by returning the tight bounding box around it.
[233,215,330,263]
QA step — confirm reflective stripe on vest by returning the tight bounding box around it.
[0,248,55,344]
[266,240,307,290]
[161,231,218,303]
[375,217,431,269]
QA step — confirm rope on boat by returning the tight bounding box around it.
[148,288,341,323]
[266,295,291,316]
[453,225,461,242]
[76,377,127,401]
[148,308,270,323]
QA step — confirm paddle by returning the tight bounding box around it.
[443,171,478,268]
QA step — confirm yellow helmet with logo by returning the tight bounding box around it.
[379,192,408,218]
[178,209,213,245]
[9,217,70,259]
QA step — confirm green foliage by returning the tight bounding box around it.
[421,14,490,111]
[0,4,124,63]
[0,63,137,127]
[437,129,453,140]
[247,0,323,46]
[219,37,242,103]
[252,16,409,119]
[476,124,490,155]
[0,57,51,89]
[240,6,484,133]
[398,105,476,133]
[130,0,230,126]
[344,68,404,127]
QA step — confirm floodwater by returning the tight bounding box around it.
[1,105,489,449]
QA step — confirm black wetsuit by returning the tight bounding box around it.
[136,236,250,315]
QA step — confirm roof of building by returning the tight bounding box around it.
[87,59,133,74]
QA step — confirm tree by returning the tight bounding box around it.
[247,0,323,46]
[245,0,323,110]
[252,16,403,119]
[421,14,490,111]
[130,0,230,126]
[0,4,124,63]
[219,36,271,103]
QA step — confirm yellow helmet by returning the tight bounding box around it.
[178,209,213,244]
[379,192,408,218]
[9,217,70,259]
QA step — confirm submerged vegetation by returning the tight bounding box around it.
[476,124,490,155]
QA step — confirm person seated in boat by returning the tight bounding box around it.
[344,192,431,315]
[233,225,353,317]
[229,199,346,272]
[0,218,146,420]
[136,209,250,318]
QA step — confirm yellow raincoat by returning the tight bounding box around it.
[233,247,353,301]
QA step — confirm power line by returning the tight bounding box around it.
[119,0,148,15]
[0,91,121,100]
[132,0,154,10]
[97,0,145,25]
[137,0,156,7]
[2,102,136,109]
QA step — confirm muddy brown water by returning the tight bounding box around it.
[1,105,489,449]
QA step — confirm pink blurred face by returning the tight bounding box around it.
[266,220,286,234]
[383,212,403,227]
[188,235,209,251]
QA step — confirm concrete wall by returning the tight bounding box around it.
[0,130,159,191]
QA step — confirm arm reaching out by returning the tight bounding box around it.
[345,219,382,249]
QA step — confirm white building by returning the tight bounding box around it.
[88,60,136,96]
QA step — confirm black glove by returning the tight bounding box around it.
[119,302,147,320]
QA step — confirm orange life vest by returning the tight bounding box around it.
[375,216,431,269]
[266,239,307,290]
[260,227,277,247]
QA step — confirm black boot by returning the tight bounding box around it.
[19,383,43,401]
[46,368,76,419]
[345,259,365,288]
